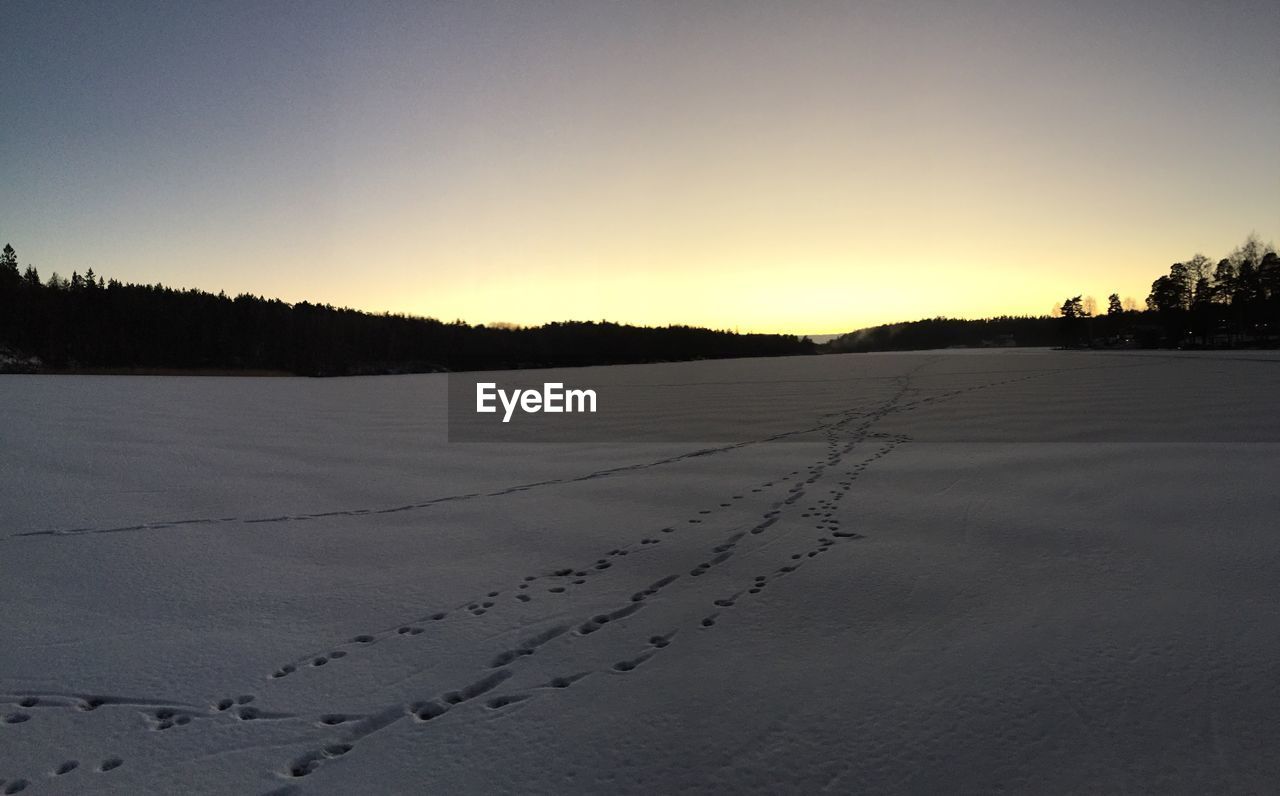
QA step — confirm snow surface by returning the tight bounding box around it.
[2,350,1280,794]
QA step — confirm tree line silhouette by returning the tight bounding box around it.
[826,316,1061,353]
[5,233,1274,371]
[1056,233,1279,348]
[0,244,814,375]
[828,233,1278,353]
[1138,233,1279,347]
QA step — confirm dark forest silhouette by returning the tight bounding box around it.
[1137,234,1280,347]
[1054,233,1279,349]
[0,244,813,375]
[3,234,1276,373]
[828,234,1278,353]
[826,316,1061,352]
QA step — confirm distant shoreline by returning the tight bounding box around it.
[29,367,296,377]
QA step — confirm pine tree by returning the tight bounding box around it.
[0,245,18,298]
[0,244,18,281]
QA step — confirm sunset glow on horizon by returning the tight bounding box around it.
[5,1,1278,335]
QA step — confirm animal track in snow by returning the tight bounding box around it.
[216,377,944,782]
[489,624,571,667]
[262,427,911,784]
[631,573,680,602]
[253,464,814,687]
[577,602,644,636]
[318,714,355,726]
[441,670,514,706]
[149,707,195,731]
[485,693,532,710]
[287,744,352,779]
[546,672,591,689]
[611,652,654,672]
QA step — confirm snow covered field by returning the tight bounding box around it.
[2,350,1279,794]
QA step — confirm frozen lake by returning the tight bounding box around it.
[2,350,1279,794]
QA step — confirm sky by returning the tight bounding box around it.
[3,0,1278,335]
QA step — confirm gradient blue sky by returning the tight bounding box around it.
[3,0,1277,333]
